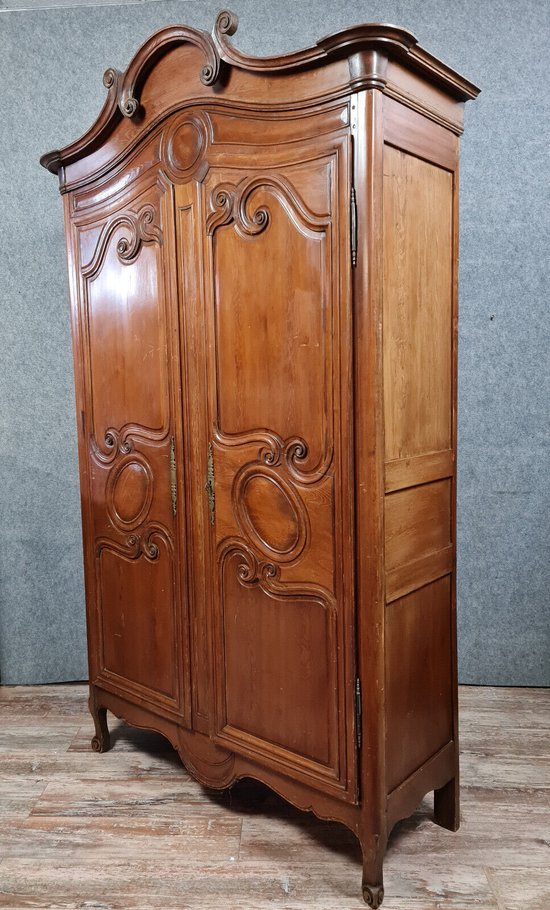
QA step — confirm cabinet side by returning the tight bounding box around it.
[380,95,460,830]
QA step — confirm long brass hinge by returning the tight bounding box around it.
[169,436,177,517]
[350,186,358,267]
[355,677,362,750]
[205,442,215,525]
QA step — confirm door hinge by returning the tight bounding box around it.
[355,677,362,750]
[350,186,358,267]
[205,442,215,525]
[169,436,177,517]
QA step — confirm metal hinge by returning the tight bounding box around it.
[350,186,358,267]
[355,677,362,750]
[169,437,177,517]
[205,442,215,525]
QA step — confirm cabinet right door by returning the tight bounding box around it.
[197,108,357,801]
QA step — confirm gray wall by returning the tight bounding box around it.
[0,0,548,686]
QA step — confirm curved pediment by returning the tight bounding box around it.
[40,9,479,180]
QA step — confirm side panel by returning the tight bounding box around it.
[382,97,458,794]
[67,170,190,722]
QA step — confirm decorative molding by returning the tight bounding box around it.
[96,522,171,562]
[81,202,162,277]
[116,203,162,260]
[212,10,415,78]
[233,464,310,563]
[40,10,479,181]
[160,110,210,183]
[218,537,336,612]
[105,453,154,532]
[214,428,333,486]
[78,181,171,465]
[109,26,222,121]
[206,174,328,238]
[89,424,169,466]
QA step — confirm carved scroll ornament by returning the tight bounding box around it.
[206,174,328,239]
[82,203,162,279]
[219,537,336,614]
[96,522,170,562]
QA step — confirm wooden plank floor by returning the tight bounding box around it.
[0,685,548,909]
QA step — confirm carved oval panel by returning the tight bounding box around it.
[233,467,309,563]
[106,454,153,531]
[170,121,203,170]
[161,112,209,183]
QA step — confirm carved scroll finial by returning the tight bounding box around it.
[102,67,120,90]
[100,25,223,120]
[120,95,139,118]
[103,66,139,118]
[215,9,239,38]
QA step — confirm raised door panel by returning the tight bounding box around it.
[386,576,453,792]
[383,142,453,463]
[70,172,189,721]
[197,124,356,801]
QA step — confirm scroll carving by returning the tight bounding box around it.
[82,202,162,278]
[116,204,161,261]
[214,428,333,486]
[91,425,168,466]
[96,522,171,562]
[206,175,327,238]
[219,538,336,613]
[214,9,239,40]
[104,26,223,120]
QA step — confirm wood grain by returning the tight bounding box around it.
[0,684,548,909]
[386,578,453,792]
[38,15,480,904]
[383,142,453,462]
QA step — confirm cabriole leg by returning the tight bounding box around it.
[434,775,460,831]
[89,690,111,753]
[361,835,385,907]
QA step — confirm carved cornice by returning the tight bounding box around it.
[212,10,416,76]
[40,9,479,180]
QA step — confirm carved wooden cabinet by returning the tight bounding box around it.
[41,12,479,906]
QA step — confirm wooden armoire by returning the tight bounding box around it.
[41,11,479,906]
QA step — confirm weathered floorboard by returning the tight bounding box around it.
[0,684,547,909]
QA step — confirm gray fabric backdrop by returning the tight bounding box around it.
[0,0,548,686]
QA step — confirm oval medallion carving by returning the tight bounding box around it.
[106,455,153,531]
[161,112,209,183]
[233,467,309,563]
[169,121,203,172]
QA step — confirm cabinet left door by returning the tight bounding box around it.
[65,173,191,725]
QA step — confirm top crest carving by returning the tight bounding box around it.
[40,9,479,181]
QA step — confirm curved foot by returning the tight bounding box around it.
[363,884,384,908]
[361,832,385,907]
[89,699,111,753]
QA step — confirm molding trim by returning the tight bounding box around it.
[40,9,480,179]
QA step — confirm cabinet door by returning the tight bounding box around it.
[201,123,356,800]
[69,172,189,723]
